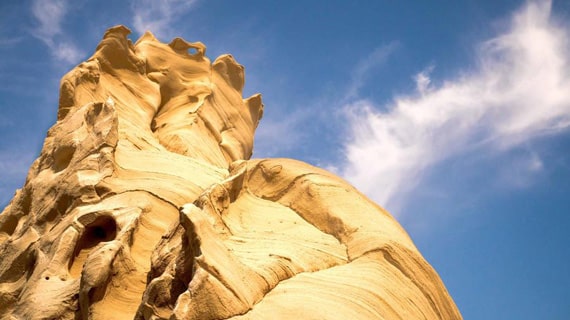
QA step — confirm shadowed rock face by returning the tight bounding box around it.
[0,25,461,320]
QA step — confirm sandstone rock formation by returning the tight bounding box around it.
[0,26,461,319]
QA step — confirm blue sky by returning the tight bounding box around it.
[1,0,570,318]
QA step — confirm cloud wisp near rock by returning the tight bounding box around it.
[131,0,197,39]
[340,0,570,212]
[31,0,83,63]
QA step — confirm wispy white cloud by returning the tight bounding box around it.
[0,37,24,46]
[52,41,84,63]
[414,65,434,96]
[345,42,399,100]
[253,108,308,158]
[30,0,83,64]
[131,0,198,39]
[31,0,66,39]
[495,149,545,189]
[253,43,397,162]
[339,0,570,212]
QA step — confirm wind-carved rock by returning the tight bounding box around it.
[0,26,461,319]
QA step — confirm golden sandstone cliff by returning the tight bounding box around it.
[0,26,461,319]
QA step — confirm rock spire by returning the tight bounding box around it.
[0,26,461,319]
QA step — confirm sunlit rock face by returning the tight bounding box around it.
[0,25,461,320]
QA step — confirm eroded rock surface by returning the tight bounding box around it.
[0,26,461,319]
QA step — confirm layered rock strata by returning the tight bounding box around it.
[0,26,461,319]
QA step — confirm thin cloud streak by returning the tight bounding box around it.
[345,42,399,100]
[131,0,197,39]
[340,0,570,212]
[31,0,66,39]
[0,37,24,46]
[30,0,83,64]
[253,109,308,158]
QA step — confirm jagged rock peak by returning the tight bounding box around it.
[58,25,262,166]
[0,26,461,319]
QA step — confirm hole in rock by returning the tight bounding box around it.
[25,250,37,281]
[56,194,73,216]
[80,215,117,249]
[0,215,18,236]
[91,102,103,116]
[41,193,73,224]
[53,145,75,172]
[188,47,198,55]
[2,245,37,283]
[69,215,117,278]
[89,280,111,304]
[94,184,113,199]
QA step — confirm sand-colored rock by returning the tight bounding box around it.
[0,26,461,319]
